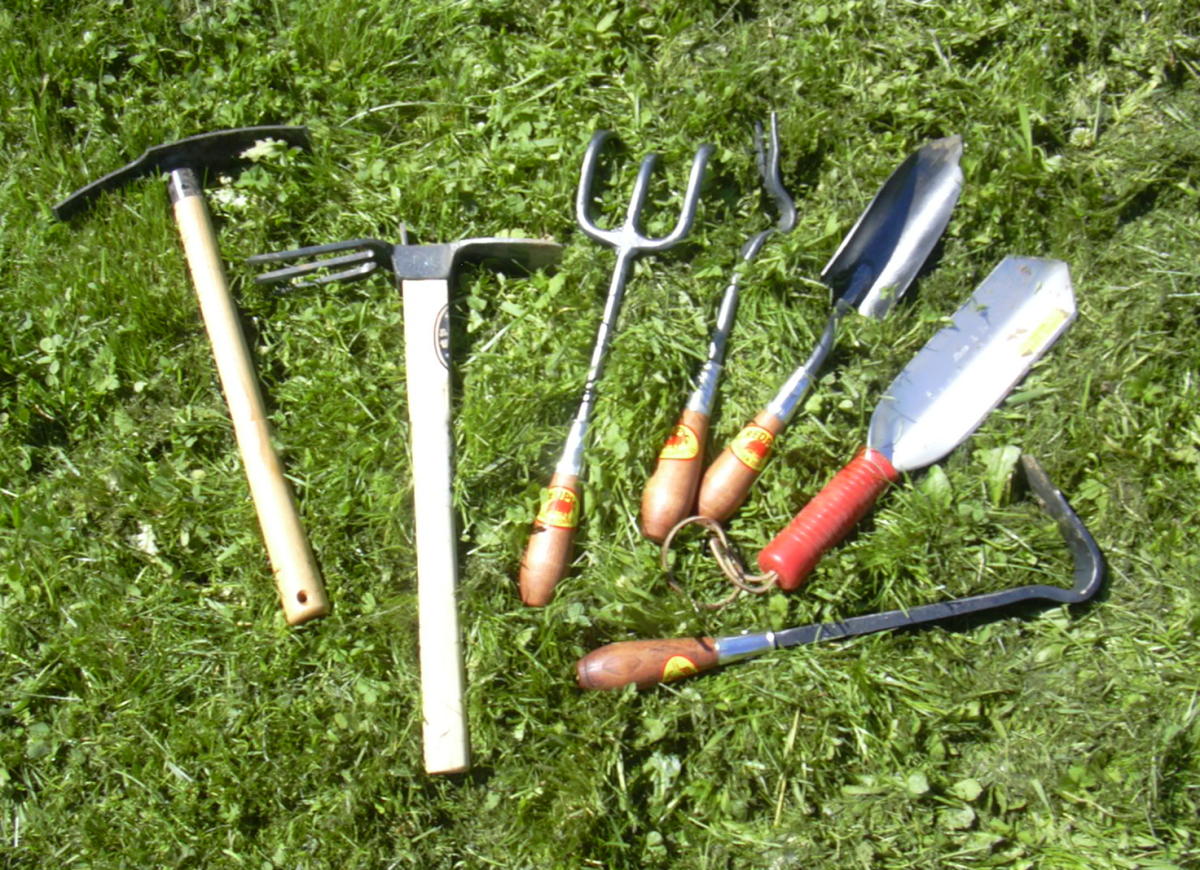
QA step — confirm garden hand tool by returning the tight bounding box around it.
[519,131,714,607]
[759,255,1076,590]
[250,231,561,776]
[698,135,964,522]
[640,113,797,542]
[52,126,329,626]
[578,453,1103,690]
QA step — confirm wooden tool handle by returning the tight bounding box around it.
[402,279,470,775]
[577,636,719,690]
[697,409,786,522]
[758,447,899,590]
[641,409,709,541]
[172,187,328,626]
[519,472,580,606]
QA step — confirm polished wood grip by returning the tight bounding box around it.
[519,472,580,606]
[173,192,329,625]
[697,409,786,522]
[641,409,709,541]
[758,447,899,590]
[577,636,720,690]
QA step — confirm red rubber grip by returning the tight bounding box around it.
[758,447,900,590]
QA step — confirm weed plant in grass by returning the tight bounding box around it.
[1,0,1199,868]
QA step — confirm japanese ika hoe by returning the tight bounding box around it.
[250,231,562,775]
[53,126,329,626]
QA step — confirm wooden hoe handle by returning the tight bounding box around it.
[577,637,720,690]
[172,186,329,626]
[519,472,580,606]
[697,409,786,522]
[401,278,471,775]
[758,447,899,590]
[641,409,709,541]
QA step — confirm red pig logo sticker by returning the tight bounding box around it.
[536,486,579,529]
[730,424,775,472]
[658,423,700,460]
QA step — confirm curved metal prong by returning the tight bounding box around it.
[642,143,714,252]
[757,112,797,234]
[575,130,620,246]
[625,152,658,230]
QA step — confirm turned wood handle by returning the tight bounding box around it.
[641,409,709,542]
[758,447,900,590]
[577,636,720,690]
[519,472,580,606]
[697,409,786,522]
[172,187,328,626]
[402,278,470,775]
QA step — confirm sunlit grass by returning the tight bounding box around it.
[1,0,1198,867]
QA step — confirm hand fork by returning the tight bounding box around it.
[519,131,714,606]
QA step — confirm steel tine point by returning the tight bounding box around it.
[625,152,659,228]
[254,260,382,289]
[575,130,619,244]
[252,250,382,286]
[759,113,797,233]
[278,265,380,290]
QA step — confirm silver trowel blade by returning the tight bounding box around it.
[868,256,1077,471]
[821,135,964,319]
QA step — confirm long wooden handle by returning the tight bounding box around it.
[758,447,900,590]
[576,637,719,690]
[519,472,580,606]
[172,186,328,626]
[641,409,709,541]
[402,278,470,775]
[697,409,786,522]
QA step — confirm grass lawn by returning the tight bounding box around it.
[2,0,1199,867]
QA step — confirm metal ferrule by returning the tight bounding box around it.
[766,300,850,422]
[167,167,201,204]
[715,630,780,665]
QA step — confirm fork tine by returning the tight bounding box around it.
[246,238,391,264]
[270,263,382,290]
[247,237,394,288]
[255,257,382,287]
[253,250,378,280]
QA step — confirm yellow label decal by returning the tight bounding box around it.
[730,424,774,471]
[1019,308,1070,356]
[662,655,699,683]
[536,486,579,529]
[658,424,700,460]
